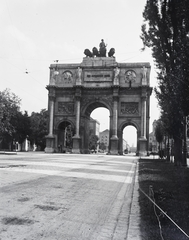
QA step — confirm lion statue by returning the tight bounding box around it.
[108,48,115,57]
[92,47,100,57]
[84,49,93,57]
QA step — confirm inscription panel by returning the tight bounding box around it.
[84,70,112,82]
[121,102,139,115]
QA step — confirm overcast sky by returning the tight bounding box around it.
[1,0,160,146]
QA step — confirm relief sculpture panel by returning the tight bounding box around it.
[121,102,139,115]
[61,71,73,83]
[58,102,74,114]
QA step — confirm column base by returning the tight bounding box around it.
[45,147,55,153]
[139,137,147,156]
[110,136,119,155]
[45,134,55,153]
[72,135,81,154]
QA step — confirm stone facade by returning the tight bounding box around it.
[45,57,152,155]
[89,118,100,137]
[99,129,110,151]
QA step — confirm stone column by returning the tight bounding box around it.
[49,97,55,136]
[139,95,147,155]
[118,130,123,155]
[110,96,119,154]
[72,96,81,153]
[45,92,55,153]
[112,98,118,138]
[75,97,80,137]
[141,96,147,138]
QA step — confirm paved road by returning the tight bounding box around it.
[0,153,138,240]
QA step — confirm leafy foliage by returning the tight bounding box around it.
[141,0,189,163]
[99,142,107,151]
[30,109,48,150]
[0,89,21,136]
[0,89,48,151]
[11,111,31,144]
[89,135,99,151]
[155,120,164,144]
[0,89,21,149]
[65,125,73,148]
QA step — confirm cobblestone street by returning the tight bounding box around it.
[0,153,138,240]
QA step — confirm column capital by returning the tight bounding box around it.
[49,88,56,101]
[141,92,147,100]
[75,95,81,101]
[49,95,55,101]
[141,96,147,101]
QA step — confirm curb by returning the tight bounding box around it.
[127,161,142,240]
[0,151,17,155]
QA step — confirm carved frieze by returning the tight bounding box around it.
[81,95,113,107]
[121,102,139,115]
[58,102,74,114]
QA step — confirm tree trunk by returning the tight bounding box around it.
[173,137,182,166]
[182,116,187,166]
[166,137,170,162]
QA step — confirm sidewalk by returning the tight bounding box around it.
[127,156,189,240]
[127,160,141,240]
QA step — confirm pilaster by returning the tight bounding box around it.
[110,95,119,154]
[45,87,56,153]
[139,88,147,155]
[72,89,81,153]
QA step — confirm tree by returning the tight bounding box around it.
[89,135,99,152]
[141,0,189,165]
[0,89,21,150]
[155,120,164,158]
[65,125,73,149]
[30,109,48,150]
[11,111,31,150]
[99,142,107,151]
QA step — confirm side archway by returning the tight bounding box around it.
[56,120,75,153]
[118,121,140,155]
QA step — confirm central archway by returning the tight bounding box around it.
[80,101,112,153]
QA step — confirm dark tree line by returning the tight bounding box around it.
[0,89,48,151]
[141,0,189,165]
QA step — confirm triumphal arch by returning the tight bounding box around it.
[45,45,152,155]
